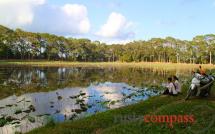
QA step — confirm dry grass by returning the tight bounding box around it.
[0,60,215,70]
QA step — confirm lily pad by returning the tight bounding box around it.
[73,109,82,114]
[6,104,13,107]
[100,100,110,106]
[6,116,17,122]
[23,109,31,113]
[57,96,62,100]
[80,106,87,111]
[28,105,36,112]
[69,114,77,120]
[69,96,77,99]
[55,110,60,114]
[11,121,20,124]
[0,118,7,127]
[27,116,35,123]
[80,93,86,96]
[14,109,22,114]
[87,105,92,108]
[110,101,116,105]
[76,99,84,104]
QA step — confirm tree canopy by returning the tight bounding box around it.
[0,25,215,64]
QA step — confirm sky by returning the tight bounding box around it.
[0,0,215,44]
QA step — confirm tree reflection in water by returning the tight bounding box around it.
[0,66,192,133]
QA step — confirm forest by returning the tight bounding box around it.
[0,25,215,64]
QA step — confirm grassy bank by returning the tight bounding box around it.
[1,60,215,70]
[28,84,215,134]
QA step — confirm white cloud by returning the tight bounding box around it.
[0,1,90,35]
[61,4,90,34]
[96,12,135,39]
[0,0,45,27]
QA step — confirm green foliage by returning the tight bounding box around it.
[0,25,215,64]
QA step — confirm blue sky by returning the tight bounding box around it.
[0,0,215,44]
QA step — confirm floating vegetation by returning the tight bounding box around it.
[73,109,82,114]
[76,99,85,104]
[55,110,60,114]
[28,105,36,112]
[6,116,17,122]
[6,104,13,107]
[43,113,51,116]
[69,96,77,99]
[109,100,117,105]
[126,93,136,99]
[87,105,92,108]
[57,96,62,100]
[0,118,7,127]
[80,93,86,96]
[69,94,80,99]
[11,121,20,125]
[81,106,87,112]
[16,98,25,103]
[122,92,126,96]
[23,109,31,113]
[0,81,160,133]
[27,116,35,123]
[14,109,22,114]
[100,100,110,106]
[69,114,77,120]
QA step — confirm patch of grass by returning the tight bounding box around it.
[1,60,215,70]
[28,83,215,134]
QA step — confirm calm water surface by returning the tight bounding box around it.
[0,66,192,133]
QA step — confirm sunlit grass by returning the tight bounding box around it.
[1,60,215,70]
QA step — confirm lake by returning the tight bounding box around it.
[0,66,192,133]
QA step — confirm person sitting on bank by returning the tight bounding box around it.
[163,77,178,96]
[173,75,181,93]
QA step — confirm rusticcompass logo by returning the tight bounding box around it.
[113,113,144,133]
[114,113,196,132]
[114,107,215,134]
[188,104,215,134]
[114,113,143,124]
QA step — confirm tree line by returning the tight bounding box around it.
[0,25,215,64]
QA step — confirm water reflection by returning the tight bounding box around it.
[0,66,191,98]
[0,82,159,133]
[0,66,192,133]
